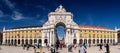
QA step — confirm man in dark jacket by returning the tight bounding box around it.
[105,44,110,53]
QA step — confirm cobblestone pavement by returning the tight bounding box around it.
[0,45,120,53]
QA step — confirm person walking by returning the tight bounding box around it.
[79,44,86,53]
[39,44,42,53]
[83,43,87,49]
[99,43,103,51]
[50,45,55,53]
[105,44,110,53]
[33,46,36,53]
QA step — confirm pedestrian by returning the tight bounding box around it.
[59,43,62,50]
[105,44,110,53]
[27,44,29,50]
[78,44,86,53]
[99,43,103,51]
[33,46,36,53]
[83,43,87,49]
[39,44,42,53]
[47,44,49,51]
[22,44,25,50]
[50,45,55,53]
[55,44,59,52]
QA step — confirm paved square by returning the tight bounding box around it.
[0,45,120,53]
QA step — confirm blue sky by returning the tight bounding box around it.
[0,0,120,30]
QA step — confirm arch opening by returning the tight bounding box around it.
[55,22,66,44]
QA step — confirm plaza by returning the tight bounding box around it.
[0,45,120,53]
[2,5,118,47]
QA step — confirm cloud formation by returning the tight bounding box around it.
[3,0,24,20]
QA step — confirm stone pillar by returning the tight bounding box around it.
[42,31,45,46]
[32,39,34,45]
[2,32,6,45]
[52,30,55,45]
[50,31,52,46]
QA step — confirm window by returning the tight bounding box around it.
[26,31,27,38]
[22,31,24,38]
[30,31,32,38]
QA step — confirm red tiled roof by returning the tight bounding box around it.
[79,26,111,30]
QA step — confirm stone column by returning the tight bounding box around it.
[32,39,34,45]
[50,31,52,46]
[2,32,6,44]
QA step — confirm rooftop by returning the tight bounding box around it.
[79,26,111,30]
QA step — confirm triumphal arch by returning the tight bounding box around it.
[42,5,79,46]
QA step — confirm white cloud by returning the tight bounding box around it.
[3,0,25,20]
[39,19,46,23]
[11,11,24,20]
[4,0,15,9]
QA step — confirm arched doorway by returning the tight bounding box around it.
[30,39,32,44]
[44,39,48,45]
[84,39,87,44]
[110,39,112,43]
[93,39,95,44]
[88,39,91,44]
[73,39,77,44]
[79,39,83,44]
[55,22,66,44]
[97,39,99,43]
[25,39,28,44]
[22,39,24,45]
[107,39,109,43]
[113,39,115,44]
[34,39,37,43]
[104,39,106,43]
[11,39,13,45]
[38,39,42,44]
[100,39,103,43]
[18,39,20,44]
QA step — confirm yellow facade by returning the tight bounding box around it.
[77,29,115,39]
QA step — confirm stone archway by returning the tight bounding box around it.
[97,39,99,43]
[18,39,20,44]
[42,5,79,46]
[100,39,103,43]
[104,39,106,43]
[93,39,95,44]
[79,39,83,44]
[55,22,66,44]
[73,39,77,44]
[30,39,32,45]
[25,39,28,44]
[34,39,37,43]
[11,39,13,45]
[38,39,42,44]
[88,39,91,44]
[107,39,109,43]
[44,39,48,46]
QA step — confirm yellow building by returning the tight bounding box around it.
[2,5,118,46]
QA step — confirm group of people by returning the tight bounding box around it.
[21,43,110,53]
[99,43,110,53]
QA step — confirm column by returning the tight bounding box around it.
[52,30,55,44]
[2,32,6,44]
[42,31,45,46]
[32,39,34,45]
[50,31,52,46]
